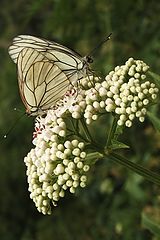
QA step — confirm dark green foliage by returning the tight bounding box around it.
[0,0,160,239]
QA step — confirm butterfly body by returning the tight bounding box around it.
[9,35,92,116]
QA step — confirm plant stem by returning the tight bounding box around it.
[80,118,93,142]
[107,152,160,185]
[106,115,118,149]
[80,118,103,151]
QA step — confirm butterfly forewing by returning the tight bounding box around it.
[9,35,82,63]
[9,35,87,81]
[11,36,86,84]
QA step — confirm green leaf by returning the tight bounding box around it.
[85,152,103,165]
[148,71,160,87]
[147,111,160,131]
[110,139,130,150]
[113,125,124,141]
[142,208,160,236]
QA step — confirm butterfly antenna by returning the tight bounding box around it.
[87,33,112,58]
[1,110,26,141]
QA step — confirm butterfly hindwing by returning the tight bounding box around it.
[17,48,70,115]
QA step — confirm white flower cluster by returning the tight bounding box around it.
[24,113,90,215]
[24,57,159,214]
[101,58,158,127]
[60,58,158,127]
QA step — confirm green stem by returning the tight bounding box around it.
[107,152,160,185]
[106,115,118,149]
[80,118,103,151]
[80,118,93,142]
[67,118,90,144]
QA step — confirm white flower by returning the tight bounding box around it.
[24,57,159,214]
[62,57,158,127]
[33,64,158,128]
[24,113,90,215]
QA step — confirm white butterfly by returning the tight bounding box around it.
[8,35,93,116]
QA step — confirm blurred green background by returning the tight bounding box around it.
[1,0,160,239]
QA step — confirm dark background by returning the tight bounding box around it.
[1,0,160,239]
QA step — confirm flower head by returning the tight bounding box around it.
[24,113,90,214]
[24,57,159,214]
[49,58,158,127]
[61,58,158,127]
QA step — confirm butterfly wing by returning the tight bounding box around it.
[18,48,70,116]
[8,35,93,115]
[8,35,82,63]
[8,35,87,82]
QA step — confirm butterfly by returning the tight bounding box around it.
[8,35,94,116]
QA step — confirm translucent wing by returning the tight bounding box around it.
[18,48,70,116]
[8,35,93,115]
[8,35,82,63]
[8,35,88,82]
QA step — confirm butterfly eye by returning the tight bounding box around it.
[86,56,93,64]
